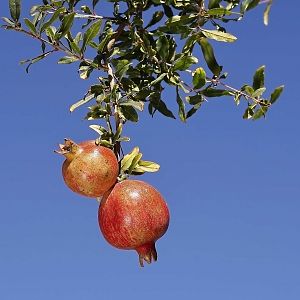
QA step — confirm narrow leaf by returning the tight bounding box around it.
[270,85,284,104]
[70,93,95,112]
[176,88,186,122]
[9,0,21,22]
[201,29,237,43]
[173,55,198,71]
[253,65,265,90]
[198,38,222,76]
[264,1,272,26]
[82,19,102,52]
[24,18,37,34]
[58,56,79,64]
[193,67,206,89]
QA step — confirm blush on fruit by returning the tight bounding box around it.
[55,139,119,198]
[98,180,170,267]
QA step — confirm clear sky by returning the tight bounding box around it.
[0,1,299,299]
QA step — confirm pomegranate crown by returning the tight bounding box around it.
[54,138,80,160]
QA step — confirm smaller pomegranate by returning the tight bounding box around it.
[55,139,119,198]
[98,180,170,267]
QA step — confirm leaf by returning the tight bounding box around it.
[253,65,265,90]
[150,73,167,86]
[120,106,139,122]
[20,52,52,73]
[186,94,203,105]
[270,85,284,104]
[173,55,198,71]
[119,100,144,111]
[2,17,15,26]
[82,19,102,52]
[193,67,206,89]
[121,147,140,172]
[93,0,100,9]
[128,153,143,174]
[89,125,108,136]
[201,29,237,43]
[133,160,160,174]
[198,38,222,76]
[40,7,65,33]
[69,93,95,112]
[176,88,186,122]
[252,87,266,98]
[252,106,268,120]
[58,56,79,64]
[241,0,260,13]
[202,88,232,97]
[150,95,176,119]
[156,35,169,60]
[56,12,75,39]
[9,0,21,22]
[208,0,222,9]
[207,8,232,16]
[24,18,37,34]
[243,106,255,119]
[146,11,164,29]
[264,1,272,26]
[186,102,202,119]
[112,59,131,79]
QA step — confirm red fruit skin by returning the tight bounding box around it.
[62,141,119,198]
[98,180,170,266]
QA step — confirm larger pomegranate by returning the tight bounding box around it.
[98,180,170,267]
[55,139,119,198]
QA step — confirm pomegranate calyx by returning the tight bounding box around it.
[54,138,80,161]
[136,242,158,267]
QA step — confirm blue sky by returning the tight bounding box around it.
[0,1,299,299]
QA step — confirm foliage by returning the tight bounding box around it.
[2,0,283,176]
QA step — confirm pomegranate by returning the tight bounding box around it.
[55,139,119,198]
[98,180,169,267]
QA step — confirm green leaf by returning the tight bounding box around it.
[208,0,222,9]
[186,102,202,119]
[193,67,206,89]
[89,124,108,134]
[207,8,232,16]
[243,106,255,119]
[2,17,15,26]
[156,35,169,60]
[20,52,52,73]
[150,94,176,119]
[133,160,160,174]
[146,11,164,29]
[112,59,131,79]
[150,73,167,86]
[82,19,102,52]
[201,29,237,43]
[120,106,139,122]
[173,55,198,71]
[198,38,222,76]
[202,88,232,97]
[56,12,75,39]
[241,0,260,13]
[252,106,268,120]
[176,89,186,122]
[121,147,140,172]
[40,7,65,33]
[253,65,265,90]
[58,56,79,64]
[264,1,272,26]
[9,0,21,22]
[69,93,95,112]
[24,18,37,35]
[252,87,266,98]
[119,100,144,111]
[186,94,203,105]
[128,153,143,174]
[270,85,284,104]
